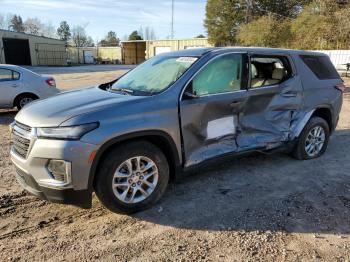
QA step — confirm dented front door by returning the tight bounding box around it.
[179,53,249,167]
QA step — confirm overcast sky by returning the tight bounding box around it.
[1,0,207,40]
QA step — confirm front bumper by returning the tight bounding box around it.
[10,138,98,208]
[15,165,92,208]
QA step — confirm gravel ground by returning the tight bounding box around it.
[0,68,350,261]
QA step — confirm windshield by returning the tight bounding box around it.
[111,55,198,95]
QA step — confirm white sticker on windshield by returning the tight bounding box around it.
[176,57,198,63]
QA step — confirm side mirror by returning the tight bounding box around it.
[183,81,199,99]
[183,91,199,99]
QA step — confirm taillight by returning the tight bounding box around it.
[45,78,56,87]
[335,83,346,93]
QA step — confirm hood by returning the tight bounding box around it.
[15,86,143,127]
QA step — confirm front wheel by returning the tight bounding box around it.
[292,116,330,160]
[94,141,169,214]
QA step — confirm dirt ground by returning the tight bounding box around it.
[0,67,350,261]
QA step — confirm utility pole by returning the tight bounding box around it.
[171,0,175,39]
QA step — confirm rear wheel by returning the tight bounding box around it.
[292,116,330,160]
[94,141,169,214]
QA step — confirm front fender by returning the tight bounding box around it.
[87,130,181,190]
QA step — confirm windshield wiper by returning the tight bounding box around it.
[110,87,134,95]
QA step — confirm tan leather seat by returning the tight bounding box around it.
[264,68,285,86]
[251,64,265,88]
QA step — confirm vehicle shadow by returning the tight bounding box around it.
[135,129,350,235]
[0,110,17,125]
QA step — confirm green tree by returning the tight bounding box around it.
[289,4,334,49]
[195,34,206,38]
[253,0,312,18]
[128,30,143,40]
[204,0,246,46]
[237,15,292,48]
[204,0,313,46]
[333,3,350,49]
[9,15,25,32]
[57,21,71,41]
[99,31,120,46]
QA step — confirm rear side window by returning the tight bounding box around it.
[249,55,293,89]
[13,71,20,80]
[0,69,20,81]
[300,55,340,80]
[0,69,13,81]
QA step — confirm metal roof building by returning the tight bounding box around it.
[0,29,67,66]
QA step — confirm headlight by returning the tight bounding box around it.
[36,122,99,140]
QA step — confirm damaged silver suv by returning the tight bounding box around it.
[10,48,344,213]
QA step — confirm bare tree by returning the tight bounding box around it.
[139,26,156,40]
[0,13,15,30]
[138,26,144,39]
[0,14,5,29]
[145,26,156,40]
[41,22,56,38]
[24,18,42,35]
[71,25,94,47]
[9,15,25,32]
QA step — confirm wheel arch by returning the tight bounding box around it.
[311,107,333,132]
[89,130,181,190]
[13,92,39,107]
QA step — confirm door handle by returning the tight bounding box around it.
[281,91,297,98]
[11,84,19,88]
[230,100,243,107]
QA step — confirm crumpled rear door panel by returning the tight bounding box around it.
[236,76,304,149]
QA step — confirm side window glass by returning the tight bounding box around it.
[13,71,20,80]
[250,56,291,89]
[192,53,243,96]
[300,55,339,80]
[0,69,14,82]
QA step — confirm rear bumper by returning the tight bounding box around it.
[15,165,92,208]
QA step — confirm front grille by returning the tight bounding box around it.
[11,122,32,159]
[15,122,32,133]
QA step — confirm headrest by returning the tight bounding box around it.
[272,68,285,80]
[251,64,258,78]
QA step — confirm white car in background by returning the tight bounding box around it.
[0,65,60,110]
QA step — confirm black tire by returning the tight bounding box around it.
[94,141,169,214]
[15,94,38,110]
[292,116,330,160]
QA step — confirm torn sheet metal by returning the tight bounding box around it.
[236,77,304,149]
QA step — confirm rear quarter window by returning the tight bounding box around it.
[300,55,340,80]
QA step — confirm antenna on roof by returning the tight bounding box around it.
[171,0,175,39]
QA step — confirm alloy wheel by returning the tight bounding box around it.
[19,97,34,108]
[112,156,159,204]
[304,125,326,157]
